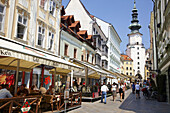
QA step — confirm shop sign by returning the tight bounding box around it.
[44,76,51,85]
[21,100,31,113]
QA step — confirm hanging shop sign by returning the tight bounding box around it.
[21,99,31,113]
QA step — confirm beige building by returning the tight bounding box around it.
[121,54,135,78]
[0,0,62,54]
[0,0,83,91]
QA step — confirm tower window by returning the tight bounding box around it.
[126,67,128,70]
[137,47,139,50]
[138,67,140,69]
[138,62,140,65]
[137,42,139,45]
[130,67,132,70]
[137,52,139,55]
[137,57,140,59]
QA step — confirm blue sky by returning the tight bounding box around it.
[62,0,153,53]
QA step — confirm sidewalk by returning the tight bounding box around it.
[67,90,170,113]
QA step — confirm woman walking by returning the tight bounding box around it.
[112,82,117,101]
[119,83,124,102]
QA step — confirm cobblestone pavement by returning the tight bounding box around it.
[68,90,170,113]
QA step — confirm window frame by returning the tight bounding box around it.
[49,0,56,16]
[64,44,68,56]
[37,24,45,47]
[47,30,54,50]
[16,12,28,40]
[74,48,77,58]
[0,4,6,33]
[40,0,47,10]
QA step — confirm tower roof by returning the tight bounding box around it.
[128,0,141,34]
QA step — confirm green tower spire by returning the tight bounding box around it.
[128,0,141,33]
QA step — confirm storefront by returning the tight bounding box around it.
[0,37,82,94]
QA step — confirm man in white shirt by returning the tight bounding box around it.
[135,82,140,99]
[101,82,108,104]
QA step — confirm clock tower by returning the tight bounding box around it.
[126,0,146,80]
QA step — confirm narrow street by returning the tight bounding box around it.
[68,90,170,113]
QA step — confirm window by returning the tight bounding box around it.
[138,67,140,69]
[137,42,139,45]
[130,62,132,65]
[40,0,46,9]
[17,13,28,39]
[47,31,54,50]
[130,73,132,76]
[137,57,140,59]
[126,62,128,64]
[49,0,56,16]
[87,54,89,62]
[74,48,77,58]
[0,4,5,32]
[92,56,94,64]
[126,67,128,70]
[137,52,139,55]
[81,55,84,61]
[138,62,140,65]
[137,47,139,50]
[130,67,132,70]
[37,25,45,46]
[147,72,149,76]
[126,72,128,75]
[64,44,68,56]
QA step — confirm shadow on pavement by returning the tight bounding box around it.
[119,92,170,113]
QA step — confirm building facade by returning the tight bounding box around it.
[64,0,108,69]
[93,17,122,74]
[153,0,170,103]
[0,0,82,90]
[121,54,135,77]
[126,1,146,80]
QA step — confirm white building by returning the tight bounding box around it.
[93,17,122,83]
[126,1,146,79]
[65,0,108,69]
[94,17,122,73]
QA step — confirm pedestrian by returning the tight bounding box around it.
[101,82,108,104]
[111,82,117,101]
[17,84,29,96]
[135,82,140,99]
[0,84,13,99]
[119,83,124,102]
[132,82,135,94]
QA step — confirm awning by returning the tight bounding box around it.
[0,37,82,71]
[116,73,128,79]
[71,59,109,75]
[0,56,39,72]
[102,68,118,78]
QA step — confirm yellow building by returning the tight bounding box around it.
[121,54,135,78]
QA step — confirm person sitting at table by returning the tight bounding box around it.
[46,85,54,95]
[17,84,29,96]
[0,84,13,99]
[40,85,47,94]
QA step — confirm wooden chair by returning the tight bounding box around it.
[41,95,54,112]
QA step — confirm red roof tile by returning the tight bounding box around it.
[77,30,87,35]
[121,54,133,61]
[69,21,81,28]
